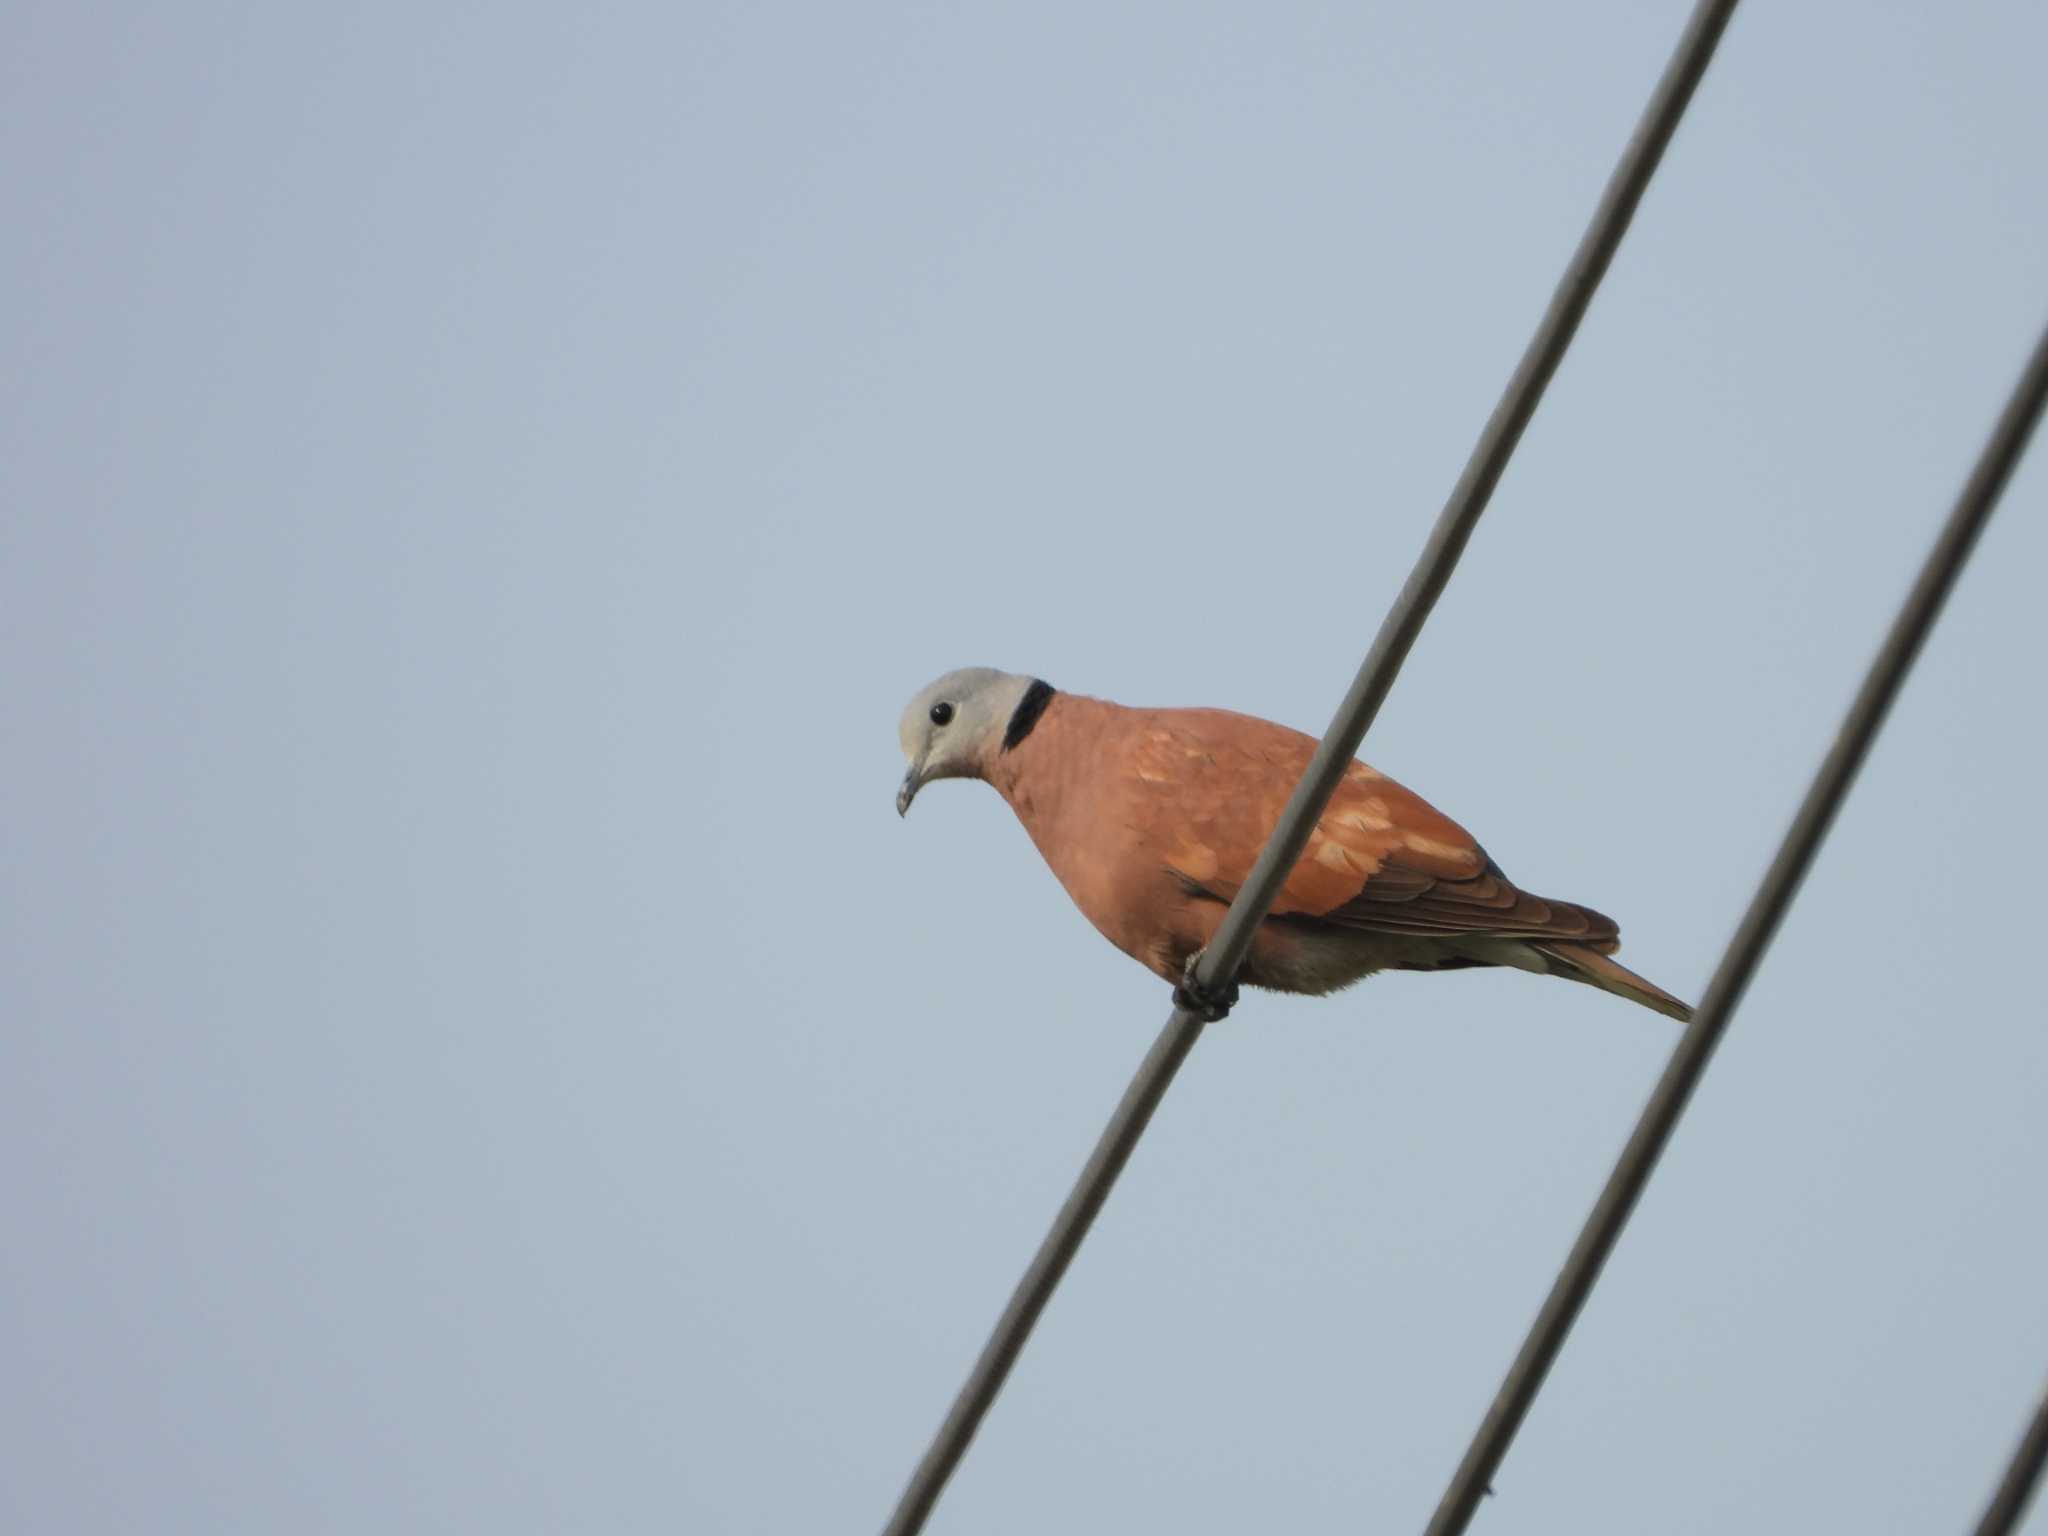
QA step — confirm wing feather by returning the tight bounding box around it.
[1136,706,1617,948]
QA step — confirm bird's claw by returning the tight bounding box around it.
[1173,955,1239,1022]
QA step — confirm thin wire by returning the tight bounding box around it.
[1424,319,2048,1536]
[1193,0,1740,1000]
[1972,1378,2048,1536]
[879,4,1740,1530]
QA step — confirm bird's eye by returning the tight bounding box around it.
[929,701,954,726]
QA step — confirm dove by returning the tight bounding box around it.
[896,668,1691,1022]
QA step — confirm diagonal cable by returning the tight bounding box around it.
[1971,1376,2048,1536]
[879,4,1740,1531]
[1424,318,2048,1536]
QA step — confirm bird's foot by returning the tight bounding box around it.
[1173,953,1240,1023]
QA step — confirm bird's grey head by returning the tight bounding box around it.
[895,667,1049,816]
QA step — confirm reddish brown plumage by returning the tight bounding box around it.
[976,690,1686,1017]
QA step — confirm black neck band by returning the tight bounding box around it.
[1001,679,1056,752]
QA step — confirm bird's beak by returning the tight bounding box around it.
[896,759,926,818]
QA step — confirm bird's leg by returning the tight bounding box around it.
[1172,951,1240,1023]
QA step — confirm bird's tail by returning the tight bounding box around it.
[1528,941,1694,1022]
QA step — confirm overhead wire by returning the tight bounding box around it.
[1423,318,2048,1536]
[1971,1375,2048,1536]
[878,3,1741,1530]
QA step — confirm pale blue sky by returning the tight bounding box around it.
[3,3,2044,1532]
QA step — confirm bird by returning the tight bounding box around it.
[896,667,1691,1023]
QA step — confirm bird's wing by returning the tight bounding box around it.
[1139,707,1616,946]
[1309,852,1619,945]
